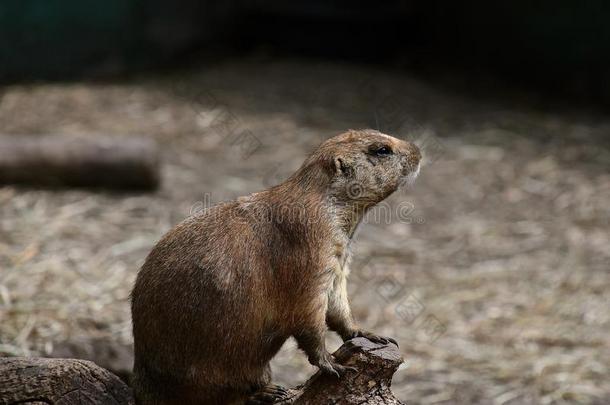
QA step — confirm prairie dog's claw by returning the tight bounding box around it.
[316,354,357,378]
[350,330,399,347]
[246,384,289,404]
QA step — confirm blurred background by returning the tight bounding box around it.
[0,1,609,404]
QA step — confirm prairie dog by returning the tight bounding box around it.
[131,129,422,404]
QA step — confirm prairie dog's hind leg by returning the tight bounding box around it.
[244,364,288,404]
[246,384,289,405]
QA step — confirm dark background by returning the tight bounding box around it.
[2,0,610,106]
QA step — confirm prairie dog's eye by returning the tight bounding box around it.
[371,145,392,156]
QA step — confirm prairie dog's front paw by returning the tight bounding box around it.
[348,330,399,347]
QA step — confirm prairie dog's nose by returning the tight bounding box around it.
[398,140,421,169]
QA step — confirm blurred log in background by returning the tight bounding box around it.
[0,135,159,191]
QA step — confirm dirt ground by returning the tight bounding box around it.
[1,59,609,404]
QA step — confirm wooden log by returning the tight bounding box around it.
[0,135,160,190]
[0,357,134,404]
[278,337,405,404]
[49,337,134,384]
[0,338,404,404]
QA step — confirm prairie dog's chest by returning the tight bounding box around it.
[329,234,352,278]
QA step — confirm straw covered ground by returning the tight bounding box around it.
[0,59,609,404]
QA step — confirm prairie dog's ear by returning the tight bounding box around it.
[334,156,352,176]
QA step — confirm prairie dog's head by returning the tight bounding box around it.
[301,129,421,206]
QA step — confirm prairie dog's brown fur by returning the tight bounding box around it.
[131,130,422,404]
